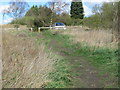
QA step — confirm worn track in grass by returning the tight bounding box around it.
[43,31,117,88]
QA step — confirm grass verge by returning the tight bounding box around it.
[13,30,73,88]
[44,58,72,88]
[42,30,118,88]
[14,30,118,88]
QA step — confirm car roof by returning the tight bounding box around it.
[55,22,64,24]
[54,22,65,26]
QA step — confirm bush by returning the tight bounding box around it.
[71,19,83,26]
[14,24,19,29]
[52,14,83,26]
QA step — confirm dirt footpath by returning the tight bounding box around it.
[48,39,102,88]
[46,32,117,88]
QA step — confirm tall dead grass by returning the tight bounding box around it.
[2,24,27,28]
[2,31,55,88]
[62,26,118,49]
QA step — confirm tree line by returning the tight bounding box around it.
[83,1,119,41]
[4,0,119,37]
[9,0,84,29]
[83,2,119,29]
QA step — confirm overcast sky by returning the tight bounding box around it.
[0,0,115,24]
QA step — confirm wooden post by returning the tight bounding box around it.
[31,28,33,32]
[38,27,41,32]
[50,26,52,30]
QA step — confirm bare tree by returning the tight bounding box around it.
[48,1,55,26]
[7,0,29,19]
[4,0,29,29]
[48,0,69,25]
[92,4,102,15]
[111,2,119,42]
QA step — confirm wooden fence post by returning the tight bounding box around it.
[38,27,41,32]
[31,28,33,32]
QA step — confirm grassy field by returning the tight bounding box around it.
[2,28,118,88]
[62,26,118,49]
[41,30,118,88]
[2,24,27,29]
[2,30,56,88]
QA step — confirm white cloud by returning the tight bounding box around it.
[83,4,92,17]
[82,0,115,16]
[0,0,51,2]
[0,5,9,13]
[74,0,116,3]
[89,0,115,3]
[4,18,13,23]
[0,0,119,2]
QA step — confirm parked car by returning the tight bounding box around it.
[51,22,66,30]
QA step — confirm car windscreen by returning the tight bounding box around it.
[56,23,65,26]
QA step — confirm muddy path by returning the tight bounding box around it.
[42,31,117,88]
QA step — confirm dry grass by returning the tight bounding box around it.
[1,24,27,30]
[62,26,118,49]
[2,31,55,88]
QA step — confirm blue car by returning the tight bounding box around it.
[52,22,66,30]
